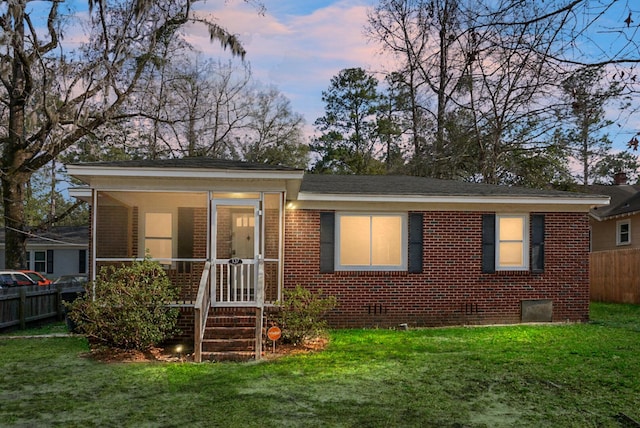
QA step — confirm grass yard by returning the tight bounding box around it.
[1,302,639,427]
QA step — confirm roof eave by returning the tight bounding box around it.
[297,192,610,206]
[590,209,640,221]
[66,165,305,182]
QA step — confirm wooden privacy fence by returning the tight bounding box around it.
[0,284,84,330]
[591,248,640,304]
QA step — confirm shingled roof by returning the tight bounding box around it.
[67,157,607,203]
[70,157,301,171]
[0,226,89,247]
[300,174,599,199]
[588,184,640,219]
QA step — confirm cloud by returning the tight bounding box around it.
[185,0,392,126]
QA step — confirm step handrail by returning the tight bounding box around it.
[193,261,211,363]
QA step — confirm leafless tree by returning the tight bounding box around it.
[367,0,640,184]
[241,86,308,168]
[0,0,248,269]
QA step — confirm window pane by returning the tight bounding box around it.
[34,251,46,272]
[146,213,172,238]
[499,242,524,266]
[371,216,402,265]
[145,238,172,259]
[340,216,371,265]
[499,217,523,240]
[620,223,630,243]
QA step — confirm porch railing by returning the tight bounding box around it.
[214,260,256,304]
[193,261,211,363]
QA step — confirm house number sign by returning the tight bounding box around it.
[228,258,243,265]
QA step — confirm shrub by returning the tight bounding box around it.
[67,259,179,350]
[275,285,337,345]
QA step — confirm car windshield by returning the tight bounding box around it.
[24,272,41,281]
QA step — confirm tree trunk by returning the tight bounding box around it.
[3,173,30,269]
[4,1,30,269]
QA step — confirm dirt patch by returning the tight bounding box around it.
[84,337,328,363]
[262,337,328,360]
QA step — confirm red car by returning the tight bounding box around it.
[20,270,53,286]
[0,271,38,288]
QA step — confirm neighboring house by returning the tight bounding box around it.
[0,226,89,280]
[588,173,640,303]
[589,175,640,251]
[66,158,608,361]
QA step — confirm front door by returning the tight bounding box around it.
[212,200,260,305]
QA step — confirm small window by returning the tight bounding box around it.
[617,220,631,246]
[496,215,529,270]
[144,213,172,260]
[336,213,406,271]
[34,251,46,273]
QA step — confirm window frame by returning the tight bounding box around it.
[496,214,529,271]
[616,219,631,246]
[335,212,407,272]
[34,250,47,273]
[143,212,173,261]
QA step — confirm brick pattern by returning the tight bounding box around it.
[284,210,590,328]
[162,307,196,348]
[96,205,132,258]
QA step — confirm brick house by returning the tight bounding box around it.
[67,157,608,361]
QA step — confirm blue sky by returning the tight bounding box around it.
[191,0,639,151]
[28,0,640,152]
[189,0,386,134]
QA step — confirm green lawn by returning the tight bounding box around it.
[1,303,639,427]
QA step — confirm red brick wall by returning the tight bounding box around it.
[284,210,590,328]
[96,205,132,258]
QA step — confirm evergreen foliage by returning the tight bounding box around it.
[68,259,179,350]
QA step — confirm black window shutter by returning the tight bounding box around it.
[319,212,335,273]
[46,249,54,274]
[531,214,545,273]
[408,213,423,273]
[79,250,87,274]
[482,214,496,273]
[177,207,195,259]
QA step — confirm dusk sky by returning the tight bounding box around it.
[35,0,640,151]
[189,0,388,135]
[186,0,639,150]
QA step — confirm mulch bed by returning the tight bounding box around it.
[84,337,329,363]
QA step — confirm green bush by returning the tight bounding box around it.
[67,259,179,350]
[276,285,337,345]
